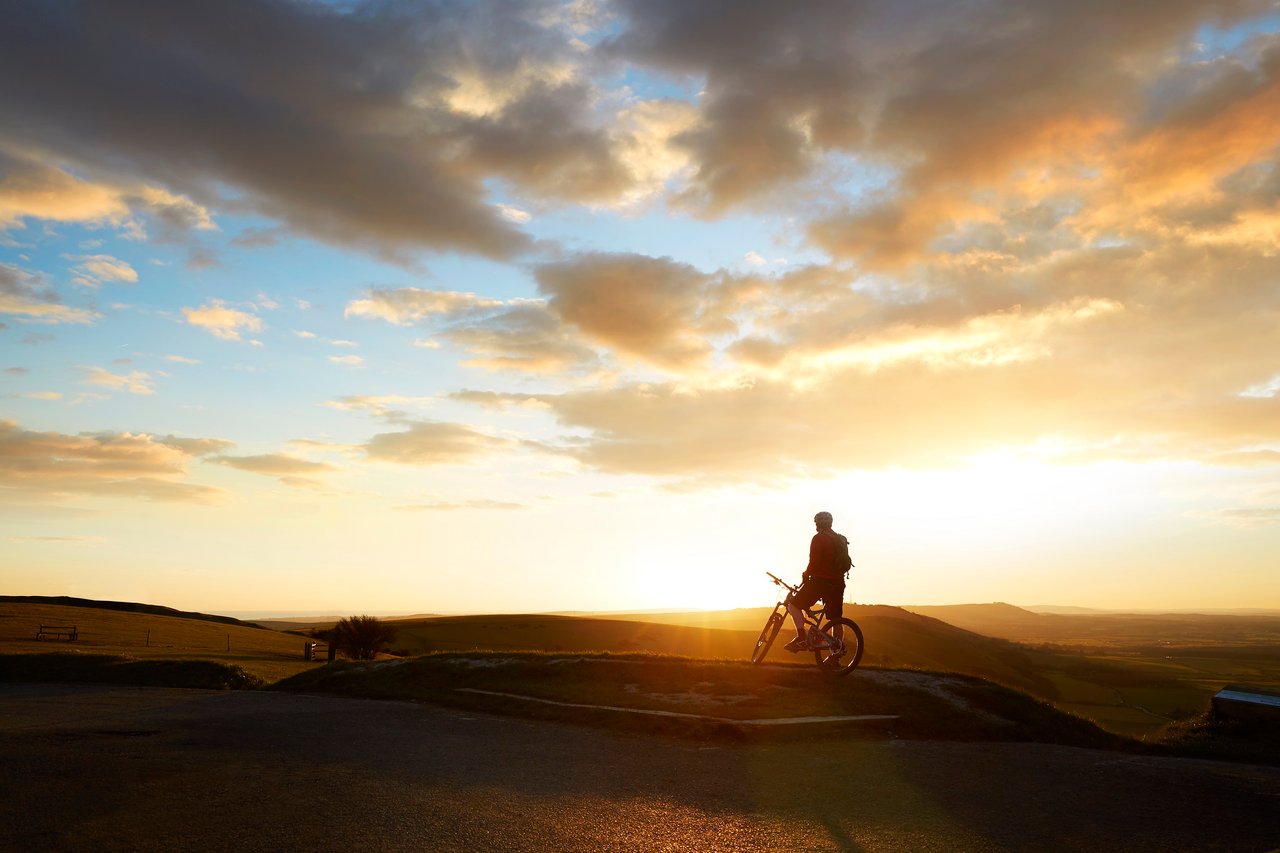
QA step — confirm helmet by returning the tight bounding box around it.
[813,511,833,527]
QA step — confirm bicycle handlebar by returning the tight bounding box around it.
[765,571,798,594]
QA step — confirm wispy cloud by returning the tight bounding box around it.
[70,254,138,288]
[80,365,155,396]
[394,499,527,511]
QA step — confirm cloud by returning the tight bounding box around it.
[439,301,601,373]
[1198,507,1280,528]
[495,203,532,223]
[0,1,640,259]
[0,148,214,238]
[71,254,138,288]
[208,452,339,487]
[345,289,503,325]
[80,365,156,395]
[182,300,263,342]
[364,420,514,466]
[0,419,226,503]
[325,395,435,417]
[0,262,97,324]
[346,286,600,373]
[156,436,235,457]
[535,253,718,368]
[328,354,364,366]
[0,150,130,228]
[394,498,527,511]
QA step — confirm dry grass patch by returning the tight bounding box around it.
[0,601,320,683]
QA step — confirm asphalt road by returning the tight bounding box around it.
[1,683,1278,853]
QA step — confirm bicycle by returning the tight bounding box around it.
[750,571,864,675]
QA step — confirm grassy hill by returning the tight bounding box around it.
[0,595,263,629]
[0,599,318,682]
[6,596,1274,739]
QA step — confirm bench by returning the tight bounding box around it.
[36,625,78,642]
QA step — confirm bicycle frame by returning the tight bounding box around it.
[762,571,842,649]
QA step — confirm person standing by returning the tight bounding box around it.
[784,510,850,652]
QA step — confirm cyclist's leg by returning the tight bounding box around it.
[822,581,846,645]
[787,582,821,641]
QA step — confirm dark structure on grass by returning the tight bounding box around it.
[1212,685,1280,723]
[331,615,397,661]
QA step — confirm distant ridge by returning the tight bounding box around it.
[0,595,266,630]
[901,603,1040,622]
[1025,605,1103,614]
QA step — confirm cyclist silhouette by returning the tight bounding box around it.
[784,510,849,652]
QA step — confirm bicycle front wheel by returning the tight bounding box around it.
[812,618,864,675]
[751,608,785,664]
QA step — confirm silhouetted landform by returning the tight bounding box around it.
[0,653,261,690]
[0,595,265,630]
[272,652,1122,748]
[6,597,1278,740]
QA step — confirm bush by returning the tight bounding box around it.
[331,615,397,661]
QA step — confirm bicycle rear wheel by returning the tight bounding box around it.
[751,607,785,664]
[812,617,864,675]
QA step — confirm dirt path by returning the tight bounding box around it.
[1,683,1278,852]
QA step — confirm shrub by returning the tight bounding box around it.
[331,615,397,661]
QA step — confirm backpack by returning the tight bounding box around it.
[827,531,853,578]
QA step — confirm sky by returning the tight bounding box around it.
[2,0,1280,616]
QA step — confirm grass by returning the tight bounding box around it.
[270,651,1125,747]
[0,600,321,683]
[1145,711,1280,765]
[0,652,263,690]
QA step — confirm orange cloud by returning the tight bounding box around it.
[0,420,226,503]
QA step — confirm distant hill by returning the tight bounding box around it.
[903,603,1042,626]
[0,596,267,630]
[899,603,1280,650]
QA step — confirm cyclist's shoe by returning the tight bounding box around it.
[783,636,810,653]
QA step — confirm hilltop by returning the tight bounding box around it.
[0,595,266,630]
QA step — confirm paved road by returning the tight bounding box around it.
[1,683,1278,852]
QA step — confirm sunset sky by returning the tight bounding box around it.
[3,1,1279,616]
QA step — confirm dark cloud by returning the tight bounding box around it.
[535,253,718,368]
[0,262,96,323]
[610,0,1272,254]
[0,0,631,259]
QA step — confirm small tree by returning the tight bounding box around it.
[331,614,397,661]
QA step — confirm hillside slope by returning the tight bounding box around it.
[0,595,264,630]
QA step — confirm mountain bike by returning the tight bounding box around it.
[750,571,864,675]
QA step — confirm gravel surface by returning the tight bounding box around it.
[1,683,1278,852]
